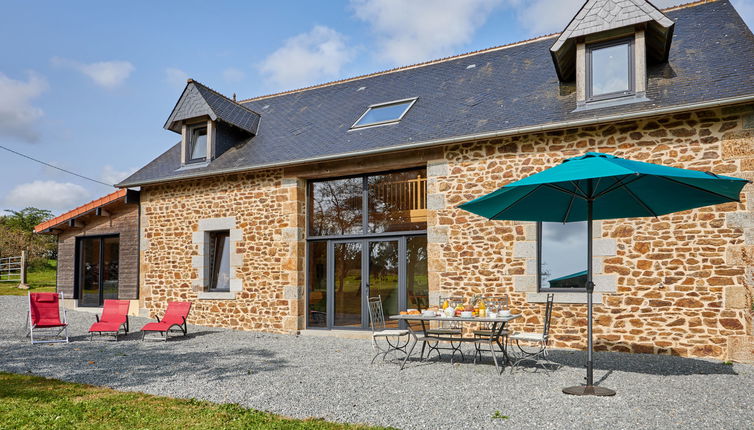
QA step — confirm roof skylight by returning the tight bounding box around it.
[351,98,417,129]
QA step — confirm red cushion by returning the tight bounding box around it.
[89,321,122,332]
[141,322,171,332]
[34,319,66,328]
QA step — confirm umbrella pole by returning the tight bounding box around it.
[563,198,616,396]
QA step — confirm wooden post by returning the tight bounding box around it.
[17,251,29,290]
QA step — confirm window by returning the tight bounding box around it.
[538,222,587,291]
[351,98,416,129]
[586,38,634,102]
[308,168,427,237]
[188,125,208,162]
[207,230,230,291]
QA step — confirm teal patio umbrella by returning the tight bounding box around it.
[459,152,749,396]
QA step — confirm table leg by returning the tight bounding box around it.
[400,321,419,370]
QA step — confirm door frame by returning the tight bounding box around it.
[324,236,408,330]
[74,234,119,307]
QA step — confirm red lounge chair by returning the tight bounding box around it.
[27,292,69,344]
[141,301,191,341]
[89,299,131,341]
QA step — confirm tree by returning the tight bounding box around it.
[3,208,53,232]
[0,207,56,260]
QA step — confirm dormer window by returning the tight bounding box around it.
[586,37,634,102]
[188,125,208,162]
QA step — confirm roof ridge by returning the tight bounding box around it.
[188,79,262,116]
[238,0,717,104]
[238,33,560,103]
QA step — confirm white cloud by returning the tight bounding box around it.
[52,57,134,89]
[352,0,501,65]
[100,165,136,185]
[260,25,354,89]
[165,67,189,89]
[5,180,90,211]
[223,67,246,83]
[0,71,47,142]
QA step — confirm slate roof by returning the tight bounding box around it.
[119,0,754,188]
[552,0,673,49]
[164,80,260,134]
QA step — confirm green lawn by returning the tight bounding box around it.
[0,372,392,430]
[0,259,56,295]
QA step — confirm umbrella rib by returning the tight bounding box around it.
[571,181,589,199]
[593,175,643,199]
[562,193,575,223]
[544,183,587,200]
[656,176,742,203]
[488,184,544,220]
[622,183,659,218]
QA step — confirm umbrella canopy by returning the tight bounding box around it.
[459,152,748,222]
[458,152,749,396]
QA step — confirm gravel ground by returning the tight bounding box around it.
[1,296,752,430]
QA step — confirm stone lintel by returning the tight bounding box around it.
[197,291,237,300]
[527,292,602,304]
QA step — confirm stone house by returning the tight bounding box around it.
[119,0,754,361]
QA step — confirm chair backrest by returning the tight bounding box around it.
[162,301,191,325]
[438,296,464,307]
[542,293,555,340]
[101,299,130,323]
[482,296,508,310]
[368,296,386,332]
[29,292,63,325]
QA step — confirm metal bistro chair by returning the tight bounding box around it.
[421,296,465,361]
[509,293,557,373]
[472,296,510,365]
[368,296,410,364]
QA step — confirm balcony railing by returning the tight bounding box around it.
[370,175,427,223]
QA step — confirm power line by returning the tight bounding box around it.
[0,144,114,188]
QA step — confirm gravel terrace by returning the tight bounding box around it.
[1,296,752,430]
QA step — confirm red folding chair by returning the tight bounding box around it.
[27,292,69,344]
[89,299,131,341]
[141,301,191,341]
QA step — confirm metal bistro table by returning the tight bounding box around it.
[390,313,521,373]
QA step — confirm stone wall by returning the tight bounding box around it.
[139,169,304,334]
[428,106,754,360]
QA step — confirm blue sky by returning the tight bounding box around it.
[2,0,753,214]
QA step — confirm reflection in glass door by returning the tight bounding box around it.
[79,238,101,307]
[78,236,119,307]
[333,242,362,327]
[368,240,399,328]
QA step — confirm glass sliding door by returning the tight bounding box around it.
[102,237,120,301]
[333,242,363,327]
[306,167,428,330]
[79,238,101,307]
[77,235,119,307]
[368,240,400,328]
